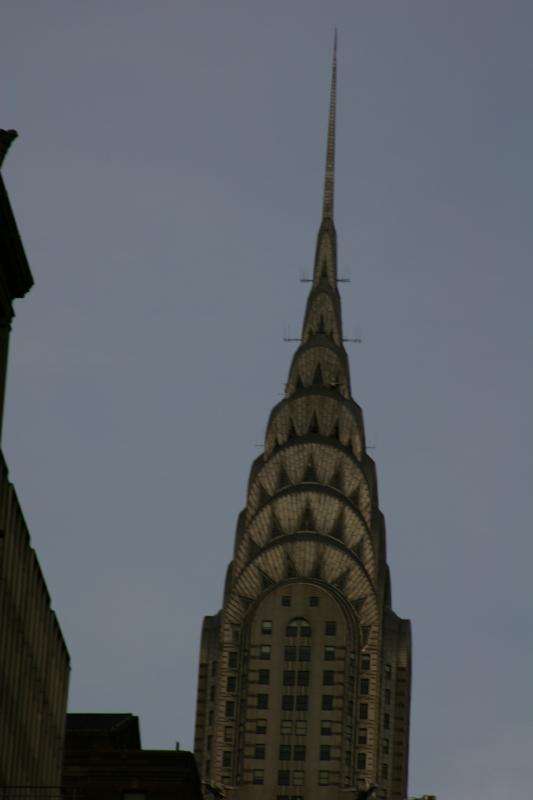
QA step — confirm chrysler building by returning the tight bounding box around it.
[194,39,411,800]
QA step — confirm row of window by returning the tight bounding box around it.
[246,719,372,739]
[246,744,339,761]
[224,651,389,674]
[217,671,360,694]
[281,595,320,607]
[249,645,374,665]
[252,770,341,787]
[216,704,383,734]
[223,697,370,715]
[261,619,338,636]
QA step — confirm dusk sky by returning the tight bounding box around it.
[2,3,533,798]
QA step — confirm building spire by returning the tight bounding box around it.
[322,30,337,220]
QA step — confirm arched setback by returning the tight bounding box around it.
[265,395,364,460]
[246,440,373,523]
[235,581,360,799]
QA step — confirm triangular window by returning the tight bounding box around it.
[312,364,324,386]
[299,505,315,531]
[330,510,344,540]
[271,512,285,539]
[330,465,343,491]
[308,412,320,435]
[303,458,317,482]
[277,465,291,491]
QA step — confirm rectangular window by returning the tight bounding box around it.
[280,720,292,734]
[278,770,290,786]
[282,595,291,606]
[357,752,366,770]
[295,720,307,735]
[283,670,295,686]
[297,670,310,687]
[260,644,271,660]
[225,701,235,718]
[295,695,309,711]
[345,750,351,767]
[208,710,213,725]
[277,796,289,800]
[383,738,389,755]
[262,620,273,635]
[382,763,389,779]
[325,621,337,635]
[323,670,334,686]
[293,745,306,761]
[358,728,367,745]
[361,653,371,671]
[359,703,368,720]
[256,719,267,734]
[299,646,311,661]
[322,695,334,710]
[321,720,332,736]
[385,688,391,704]
[258,669,270,685]
[320,745,331,761]
[223,751,232,767]
[286,624,297,637]
[282,695,295,711]
[224,726,233,742]
[285,645,296,661]
[211,660,217,676]
[227,676,236,692]
[318,770,329,786]
[360,678,369,695]
[309,596,319,606]
[301,625,312,637]
[384,713,390,730]
[385,663,392,678]
[279,744,291,760]
[293,771,304,786]
[253,769,264,785]
[207,735,212,752]
[228,652,237,669]
[254,744,265,759]
[257,694,269,709]
[210,685,215,700]
[324,646,335,661]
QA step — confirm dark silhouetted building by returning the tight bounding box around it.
[63,714,203,800]
[0,131,70,796]
[194,44,411,799]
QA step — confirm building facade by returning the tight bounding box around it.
[63,714,204,800]
[194,47,411,800]
[0,130,70,797]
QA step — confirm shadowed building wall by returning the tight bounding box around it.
[62,714,204,800]
[194,45,411,800]
[0,130,70,796]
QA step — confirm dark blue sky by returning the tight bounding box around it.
[2,3,533,798]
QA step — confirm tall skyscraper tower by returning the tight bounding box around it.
[194,42,411,800]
